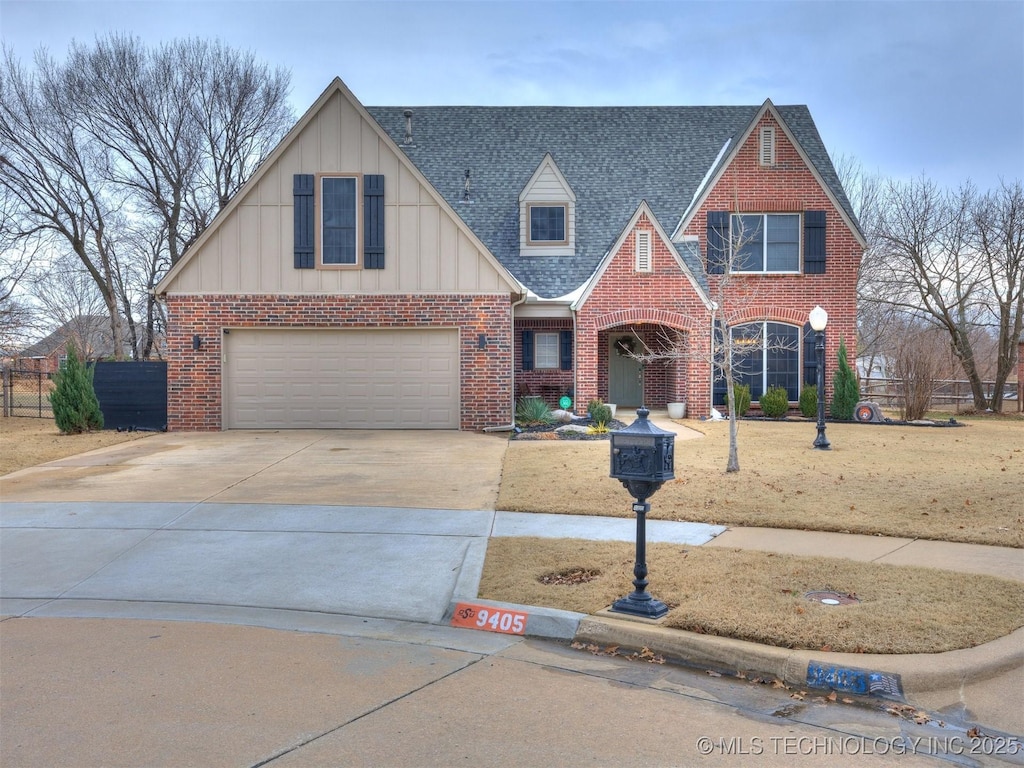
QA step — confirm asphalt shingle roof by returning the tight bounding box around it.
[366,105,856,299]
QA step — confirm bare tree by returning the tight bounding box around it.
[1,37,293,358]
[972,180,1024,411]
[890,321,945,420]
[0,46,129,358]
[189,41,293,212]
[870,176,1022,411]
[835,155,901,380]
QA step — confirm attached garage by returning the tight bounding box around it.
[223,328,460,429]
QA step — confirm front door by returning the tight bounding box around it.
[608,333,643,406]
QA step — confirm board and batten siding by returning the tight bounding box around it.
[166,91,513,295]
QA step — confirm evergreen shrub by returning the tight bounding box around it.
[799,384,818,418]
[49,344,104,434]
[830,338,860,420]
[760,386,789,418]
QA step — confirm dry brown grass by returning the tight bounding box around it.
[480,537,1024,654]
[498,418,1023,547]
[0,416,153,476]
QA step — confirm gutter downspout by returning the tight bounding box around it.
[483,290,528,432]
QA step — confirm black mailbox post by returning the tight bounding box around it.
[608,407,676,618]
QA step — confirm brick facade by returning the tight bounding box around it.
[513,317,574,407]
[576,216,712,416]
[565,113,862,417]
[682,113,863,406]
[164,294,513,431]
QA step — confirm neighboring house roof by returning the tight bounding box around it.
[367,103,860,299]
[17,315,124,360]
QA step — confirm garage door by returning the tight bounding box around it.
[223,329,460,429]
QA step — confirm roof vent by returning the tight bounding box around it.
[462,169,472,203]
[403,109,414,145]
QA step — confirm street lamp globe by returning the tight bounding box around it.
[809,305,829,332]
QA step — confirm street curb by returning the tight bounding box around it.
[573,616,1024,701]
[444,599,585,640]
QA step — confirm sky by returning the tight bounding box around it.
[1,0,1022,193]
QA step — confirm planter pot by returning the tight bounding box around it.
[606,403,617,419]
[667,402,686,419]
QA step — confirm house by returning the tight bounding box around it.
[155,77,864,431]
[11,315,130,373]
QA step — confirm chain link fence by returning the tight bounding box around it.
[1,367,55,418]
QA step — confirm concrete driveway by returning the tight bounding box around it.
[0,429,509,508]
[1,429,514,626]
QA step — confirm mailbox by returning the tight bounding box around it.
[607,407,677,619]
[610,407,675,493]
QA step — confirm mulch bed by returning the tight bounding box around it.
[512,417,628,440]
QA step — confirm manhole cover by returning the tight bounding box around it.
[539,568,601,585]
[805,590,860,605]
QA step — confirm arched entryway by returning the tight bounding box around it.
[598,324,689,410]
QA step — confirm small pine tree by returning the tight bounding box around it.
[830,337,859,421]
[49,343,104,434]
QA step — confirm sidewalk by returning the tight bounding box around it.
[3,500,1021,737]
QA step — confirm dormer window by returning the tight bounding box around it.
[528,204,567,245]
[519,153,575,257]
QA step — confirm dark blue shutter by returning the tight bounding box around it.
[803,322,817,386]
[712,323,727,406]
[364,174,385,269]
[803,210,826,274]
[293,174,315,269]
[521,330,534,371]
[559,330,573,371]
[706,211,729,274]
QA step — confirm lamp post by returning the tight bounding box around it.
[608,407,676,619]
[809,305,830,450]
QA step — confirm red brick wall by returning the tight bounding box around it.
[163,293,513,431]
[577,214,712,417]
[681,112,863,406]
[576,112,863,418]
[514,318,574,408]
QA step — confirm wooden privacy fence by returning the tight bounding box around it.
[1,367,54,417]
[861,376,1022,412]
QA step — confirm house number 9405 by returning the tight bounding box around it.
[450,602,527,635]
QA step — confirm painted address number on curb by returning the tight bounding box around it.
[451,603,527,635]
[806,661,904,699]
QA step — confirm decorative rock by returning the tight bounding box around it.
[555,424,591,434]
[550,409,575,423]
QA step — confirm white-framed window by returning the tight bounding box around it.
[759,126,776,166]
[534,332,560,369]
[731,213,800,273]
[527,204,567,245]
[320,175,359,266]
[714,322,801,405]
[635,230,652,272]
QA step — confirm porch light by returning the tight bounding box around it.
[809,306,830,450]
[608,407,676,619]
